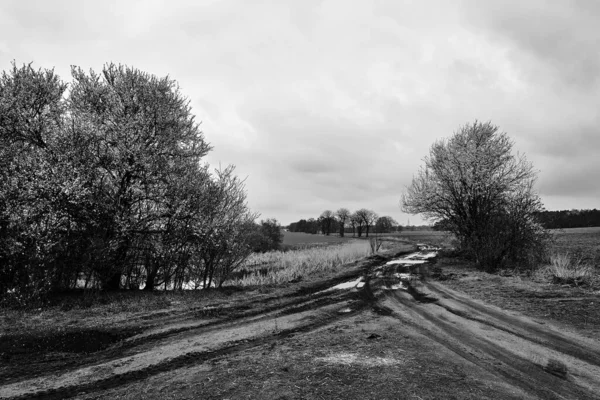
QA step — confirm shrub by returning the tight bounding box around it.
[540,252,598,287]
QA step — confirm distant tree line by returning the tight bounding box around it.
[0,62,279,305]
[287,208,401,237]
[534,209,600,229]
[432,210,600,231]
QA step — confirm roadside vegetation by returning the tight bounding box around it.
[402,120,550,272]
[229,240,373,286]
[0,62,289,307]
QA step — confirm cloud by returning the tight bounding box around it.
[462,0,600,90]
[1,0,597,225]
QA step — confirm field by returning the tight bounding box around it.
[282,231,351,247]
[1,229,600,399]
[551,227,600,264]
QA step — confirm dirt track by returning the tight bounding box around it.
[2,250,600,399]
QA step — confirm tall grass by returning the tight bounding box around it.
[539,252,598,287]
[229,241,372,286]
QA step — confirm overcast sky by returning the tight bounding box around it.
[1,0,598,225]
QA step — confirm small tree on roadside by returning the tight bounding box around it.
[402,121,549,271]
[255,218,284,252]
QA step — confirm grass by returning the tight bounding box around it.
[551,227,600,266]
[229,240,373,286]
[537,252,599,287]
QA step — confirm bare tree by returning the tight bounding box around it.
[335,208,351,237]
[355,209,378,237]
[402,121,549,271]
[350,212,363,237]
[319,210,335,236]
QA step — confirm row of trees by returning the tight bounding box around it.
[535,209,600,229]
[287,209,399,237]
[433,209,600,232]
[0,62,272,304]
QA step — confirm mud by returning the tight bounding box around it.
[1,247,599,399]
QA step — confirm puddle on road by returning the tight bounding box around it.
[386,259,427,266]
[379,247,440,291]
[319,245,440,294]
[330,277,364,290]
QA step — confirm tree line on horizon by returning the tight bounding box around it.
[534,209,600,230]
[286,209,400,237]
[431,209,600,231]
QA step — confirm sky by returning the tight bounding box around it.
[1,0,598,226]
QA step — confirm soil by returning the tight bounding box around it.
[1,243,600,400]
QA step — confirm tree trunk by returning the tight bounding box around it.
[104,272,122,291]
[144,268,156,291]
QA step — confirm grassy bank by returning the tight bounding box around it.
[229,240,374,286]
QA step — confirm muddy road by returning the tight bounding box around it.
[2,248,600,399]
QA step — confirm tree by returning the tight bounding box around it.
[319,210,335,236]
[306,218,319,234]
[1,62,258,303]
[250,218,283,252]
[68,63,212,290]
[0,62,72,302]
[350,212,363,237]
[355,209,378,237]
[402,121,549,271]
[335,208,351,237]
[375,216,398,233]
[192,166,257,289]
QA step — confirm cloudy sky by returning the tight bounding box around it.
[1,0,598,225]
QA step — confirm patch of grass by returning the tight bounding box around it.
[229,241,373,286]
[537,253,599,287]
[551,227,600,266]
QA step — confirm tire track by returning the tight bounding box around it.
[0,275,380,399]
[374,279,600,400]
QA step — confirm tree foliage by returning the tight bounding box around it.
[247,218,283,253]
[535,209,600,229]
[375,216,398,233]
[319,210,336,236]
[402,121,549,271]
[0,62,258,304]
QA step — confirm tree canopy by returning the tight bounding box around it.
[0,62,258,304]
[402,121,548,270]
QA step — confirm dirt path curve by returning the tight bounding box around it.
[2,250,600,399]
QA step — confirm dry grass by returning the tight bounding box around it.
[537,252,599,287]
[229,241,372,286]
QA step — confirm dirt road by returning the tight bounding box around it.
[2,250,600,399]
